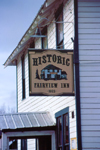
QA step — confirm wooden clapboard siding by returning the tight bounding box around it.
[17,57,22,102]
[48,20,56,49]
[35,39,41,49]
[17,0,75,149]
[27,139,35,150]
[78,0,100,149]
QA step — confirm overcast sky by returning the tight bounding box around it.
[0,0,45,112]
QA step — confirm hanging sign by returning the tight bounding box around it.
[29,49,74,96]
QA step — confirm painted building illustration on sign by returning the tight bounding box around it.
[36,64,67,80]
[1,0,100,150]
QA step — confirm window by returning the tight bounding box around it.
[41,26,47,49]
[55,4,64,49]
[64,114,69,150]
[55,107,69,150]
[21,55,26,99]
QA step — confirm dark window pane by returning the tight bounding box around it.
[42,27,47,49]
[57,117,62,145]
[22,56,26,99]
[23,78,25,99]
[56,6,63,49]
[64,114,69,144]
[57,13,63,45]
[64,145,69,150]
[42,36,47,49]
[22,56,25,79]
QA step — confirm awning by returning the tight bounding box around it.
[0,112,55,130]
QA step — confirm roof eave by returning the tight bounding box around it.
[4,0,47,67]
[4,0,63,67]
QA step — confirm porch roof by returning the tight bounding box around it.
[0,112,55,130]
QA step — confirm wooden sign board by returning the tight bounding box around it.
[29,49,74,96]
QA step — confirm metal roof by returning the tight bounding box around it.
[0,112,55,130]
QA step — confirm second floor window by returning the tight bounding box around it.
[41,26,47,49]
[56,4,64,49]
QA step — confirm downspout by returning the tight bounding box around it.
[16,60,18,113]
[74,0,82,149]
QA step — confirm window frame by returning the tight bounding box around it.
[55,107,70,150]
[21,55,26,100]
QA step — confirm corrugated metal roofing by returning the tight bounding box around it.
[0,112,55,130]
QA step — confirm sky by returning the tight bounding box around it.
[0,0,45,113]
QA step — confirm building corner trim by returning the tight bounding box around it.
[74,0,82,149]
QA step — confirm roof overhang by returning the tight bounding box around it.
[4,0,68,67]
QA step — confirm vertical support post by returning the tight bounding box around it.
[52,132,56,150]
[2,133,9,150]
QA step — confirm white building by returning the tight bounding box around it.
[0,0,100,150]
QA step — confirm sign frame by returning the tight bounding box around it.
[28,49,74,96]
